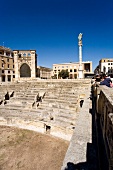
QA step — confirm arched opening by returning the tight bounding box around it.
[20,63,31,77]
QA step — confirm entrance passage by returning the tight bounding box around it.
[20,63,31,77]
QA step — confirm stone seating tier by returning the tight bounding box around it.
[0,80,91,140]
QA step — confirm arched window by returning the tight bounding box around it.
[28,53,31,56]
[23,53,26,57]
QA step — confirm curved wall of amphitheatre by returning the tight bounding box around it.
[0,79,91,141]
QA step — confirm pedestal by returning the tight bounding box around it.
[78,69,83,78]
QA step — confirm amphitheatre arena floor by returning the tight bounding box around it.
[0,126,69,170]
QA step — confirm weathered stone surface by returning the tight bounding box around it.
[0,80,91,141]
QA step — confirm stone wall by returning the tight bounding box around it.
[93,84,113,170]
[61,86,92,169]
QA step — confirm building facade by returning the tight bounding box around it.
[0,46,38,83]
[0,46,15,82]
[14,50,37,81]
[98,58,113,77]
[37,66,52,79]
[53,61,93,79]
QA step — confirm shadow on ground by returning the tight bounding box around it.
[64,142,98,170]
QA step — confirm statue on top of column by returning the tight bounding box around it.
[78,33,83,46]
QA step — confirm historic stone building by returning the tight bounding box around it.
[0,46,37,82]
[0,46,15,82]
[13,49,37,81]
[53,61,93,79]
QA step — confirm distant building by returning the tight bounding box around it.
[37,66,52,79]
[98,58,113,77]
[0,46,14,82]
[94,65,99,75]
[53,61,93,79]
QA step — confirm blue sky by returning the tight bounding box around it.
[1,0,113,70]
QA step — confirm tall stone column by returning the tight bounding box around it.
[78,33,83,78]
[4,51,6,56]
[13,50,19,81]
[31,50,36,78]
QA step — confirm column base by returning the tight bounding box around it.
[78,70,84,79]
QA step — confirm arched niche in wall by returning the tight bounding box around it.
[20,63,31,77]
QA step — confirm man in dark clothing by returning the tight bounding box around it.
[100,74,112,87]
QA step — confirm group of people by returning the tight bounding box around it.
[100,73,113,87]
[93,73,113,88]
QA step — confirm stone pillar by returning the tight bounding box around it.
[78,33,83,79]
[57,71,58,79]
[31,51,36,78]
[13,50,19,81]
[79,46,82,66]
[4,51,6,56]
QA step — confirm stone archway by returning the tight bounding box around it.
[20,63,31,77]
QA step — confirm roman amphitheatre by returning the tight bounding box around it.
[0,79,91,170]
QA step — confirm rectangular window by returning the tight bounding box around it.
[13,65,14,68]
[2,70,4,73]
[70,69,72,72]
[8,64,9,68]
[2,63,4,67]
[8,75,11,81]
[8,70,10,73]
[7,58,9,62]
